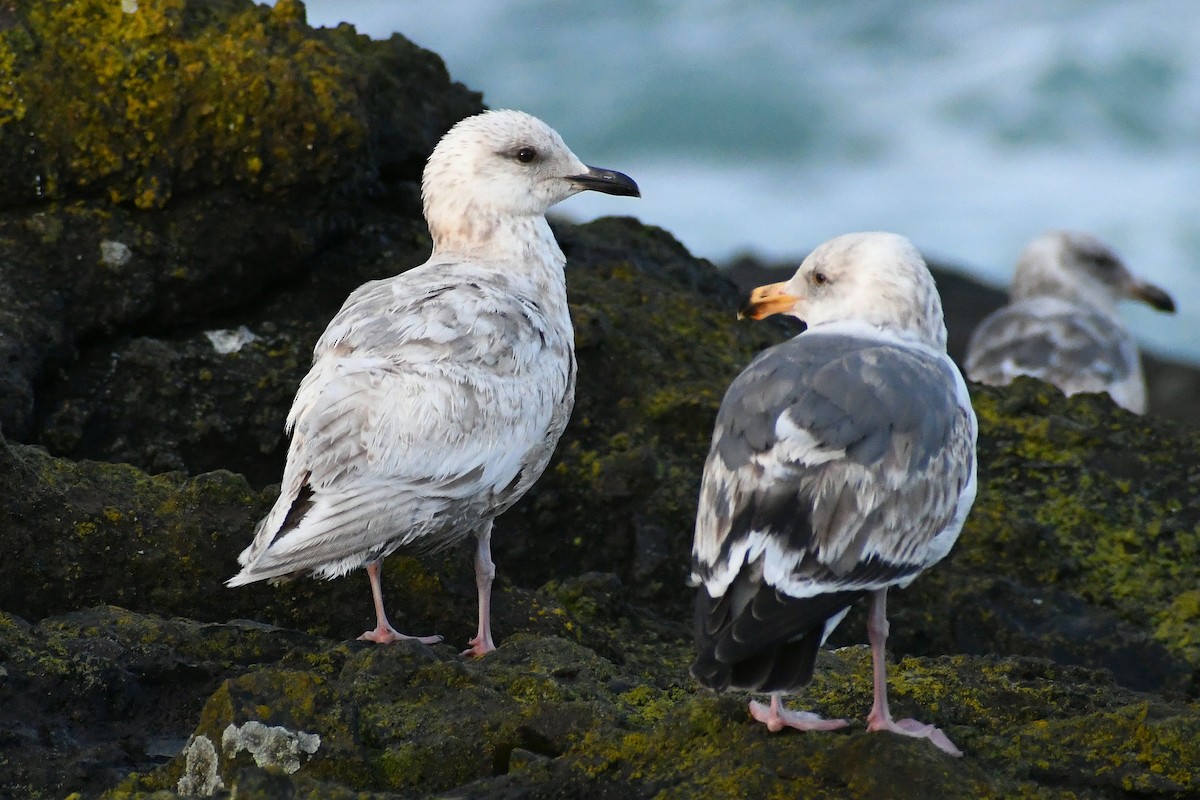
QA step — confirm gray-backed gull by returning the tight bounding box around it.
[965,230,1174,413]
[691,232,977,756]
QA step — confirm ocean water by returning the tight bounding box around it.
[290,1,1200,363]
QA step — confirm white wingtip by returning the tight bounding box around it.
[225,570,258,588]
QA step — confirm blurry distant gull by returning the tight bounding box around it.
[965,230,1175,414]
[228,109,638,656]
[691,232,977,756]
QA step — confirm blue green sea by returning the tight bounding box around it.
[287,1,1200,363]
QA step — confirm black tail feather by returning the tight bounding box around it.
[692,573,865,694]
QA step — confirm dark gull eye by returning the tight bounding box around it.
[516,146,537,163]
[1091,253,1121,274]
[812,271,828,286]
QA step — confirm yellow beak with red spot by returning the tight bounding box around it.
[738,281,802,320]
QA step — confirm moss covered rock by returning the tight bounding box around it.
[0,0,481,437]
[887,379,1200,694]
[0,605,327,798]
[1,1,1198,798]
[0,0,475,208]
[0,428,594,662]
[74,608,1198,800]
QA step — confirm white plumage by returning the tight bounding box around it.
[228,110,638,655]
[691,232,977,755]
[965,230,1175,414]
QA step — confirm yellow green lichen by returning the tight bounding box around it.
[0,0,367,207]
[1156,589,1200,665]
[958,381,1200,673]
[0,40,26,125]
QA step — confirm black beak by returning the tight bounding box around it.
[1129,281,1176,313]
[568,166,640,197]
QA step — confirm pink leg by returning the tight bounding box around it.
[864,588,962,756]
[749,693,848,733]
[357,559,443,645]
[462,524,496,658]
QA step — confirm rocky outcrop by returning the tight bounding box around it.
[0,2,1197,798]
[0,0,481,441]
[4,599,1197,799]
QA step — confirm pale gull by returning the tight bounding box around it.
[228,110,639,656]
[691,232,977,756]
[965,230,1175,414]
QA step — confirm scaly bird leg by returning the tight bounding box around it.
[462,524,497,658]
[358,559,443,645]
[864,588,961,756]
[749,693,848,733]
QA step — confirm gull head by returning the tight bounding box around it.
[739,231,947,349]
[422,109,638,251]
[1011,230,1175,314]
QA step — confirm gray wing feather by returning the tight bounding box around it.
[230,259,575,584]
[965,298,1142,409]
[693,332,976,598]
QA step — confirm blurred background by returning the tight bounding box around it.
[284,0,1199,365]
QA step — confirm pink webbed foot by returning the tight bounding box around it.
[358,625,443,645]
[866,712,963,757]
[358,559,442,645]
[863,588,963,757]
[749,696,848,733]
[460,633,496,659]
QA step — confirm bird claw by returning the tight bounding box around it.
[749,699,848,733]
